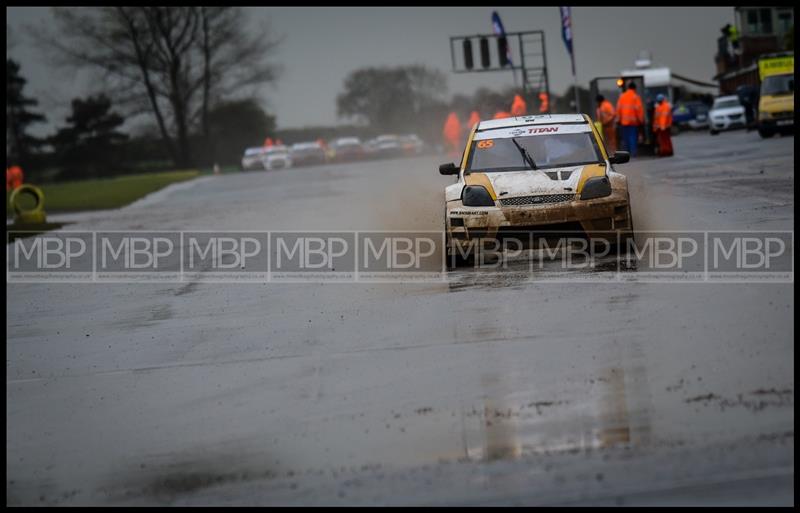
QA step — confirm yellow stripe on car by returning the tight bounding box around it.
[460,124,498,200]
[464,173,498,200]
[579,114,610,194]
[576,163,607,193]
[584,114,609,160]
[460,124,478,171]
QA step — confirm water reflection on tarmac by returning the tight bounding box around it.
[6,131,794,505]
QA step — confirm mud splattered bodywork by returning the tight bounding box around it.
[444,115,633,254]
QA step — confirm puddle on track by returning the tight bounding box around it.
[446,249,636,292]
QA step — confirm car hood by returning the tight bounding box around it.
[486,166,582,196]
[446,163,607,202]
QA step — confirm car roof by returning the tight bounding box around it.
[714,95,740,102]
[476,114,587,132]
[292,142,322,149]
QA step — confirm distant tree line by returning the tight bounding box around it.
[7,7,281,181]
[336,65,451,144]
[6,59,46,171]
[6,56,276,182]
[335,65,610,143]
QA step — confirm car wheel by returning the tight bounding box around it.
[446,250,474,270]
[623,202,635,243]
[444,215,474,270]
[758,128,774,138]
[710,129,719,136]
[613,199,635,255]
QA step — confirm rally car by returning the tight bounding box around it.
[241,147,269,171]
[439,114,634,266]
[263,144,293,170]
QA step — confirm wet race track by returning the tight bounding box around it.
[6,130,794,505]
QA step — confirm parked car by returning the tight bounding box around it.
[241,147,269,171]
[363,138,380,158]
[329,137,365,162]
[370,134,404,159]
[263,145,292,171]
[399,134,424,156]
[672,102,709,131]
[708,95,746,135]
[290,141,327,167]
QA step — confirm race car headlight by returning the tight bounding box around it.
[580,176,612,200]
[461,185,495,206]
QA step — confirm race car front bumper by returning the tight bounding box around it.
[446,190,631,251]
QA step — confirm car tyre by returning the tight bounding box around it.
[710,129,719,136]
[446,251,474,270]
[612,200,635,256]
[444,218,474,270]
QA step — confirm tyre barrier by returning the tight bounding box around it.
[9,184,47,225]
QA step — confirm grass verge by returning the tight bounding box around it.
[6,169,200,216]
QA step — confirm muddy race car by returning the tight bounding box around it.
[439,114,634,266]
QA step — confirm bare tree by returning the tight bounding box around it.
[337,65,448,136]
[7,59,47,167]
[197,8,282,144]
[36,7,281,167]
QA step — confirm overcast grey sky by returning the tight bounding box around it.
[7,6,734,135]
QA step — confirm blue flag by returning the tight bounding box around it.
[491,11,513,67]
[560,6,575,75]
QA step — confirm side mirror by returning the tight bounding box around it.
[439,162,459,175]
[609,151,630,164]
